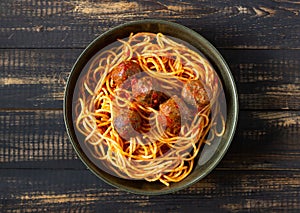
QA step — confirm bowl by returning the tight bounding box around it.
[64,19,238,195]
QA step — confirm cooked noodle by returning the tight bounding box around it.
[75,32,225,186]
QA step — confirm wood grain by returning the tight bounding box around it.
[1,0,300,210]
[0,49,79,109]
[221,49,300,110]
[0,110,299,171]
[1,169,299,212]
[1,49,300,110]
[0,0,300,49]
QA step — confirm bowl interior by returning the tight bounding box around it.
[64,20,238,195]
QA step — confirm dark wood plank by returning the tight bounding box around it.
[0,110,77,165]
[220,49,300,110]
[1,49,300,110]
[0,0,300,49]
[1,169,299,212]
[0,110,299,171]
[220,110,300,170]
[0,49,80,109]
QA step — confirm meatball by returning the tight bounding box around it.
[111,61,141,87]
[113,109,142,140]
[131,76,168,109]
[181,80,210,109]
[158,95,190,135]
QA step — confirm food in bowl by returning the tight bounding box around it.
[72,32,227,186]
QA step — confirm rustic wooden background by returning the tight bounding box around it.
[1,0,300,212]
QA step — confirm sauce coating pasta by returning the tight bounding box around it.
[74,32,226,186]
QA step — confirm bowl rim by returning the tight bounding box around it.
[63,19,239,195]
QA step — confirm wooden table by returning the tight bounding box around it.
[1,0,300,212]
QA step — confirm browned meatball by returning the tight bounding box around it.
[158,95,190,135]
[113,109,142,140]
[181,80,210,109]
[111,61,141,87]
[131,76,168,109]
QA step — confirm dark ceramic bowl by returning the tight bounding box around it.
[64,19,238,195]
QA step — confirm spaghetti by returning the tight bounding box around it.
[75,32,225,186]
